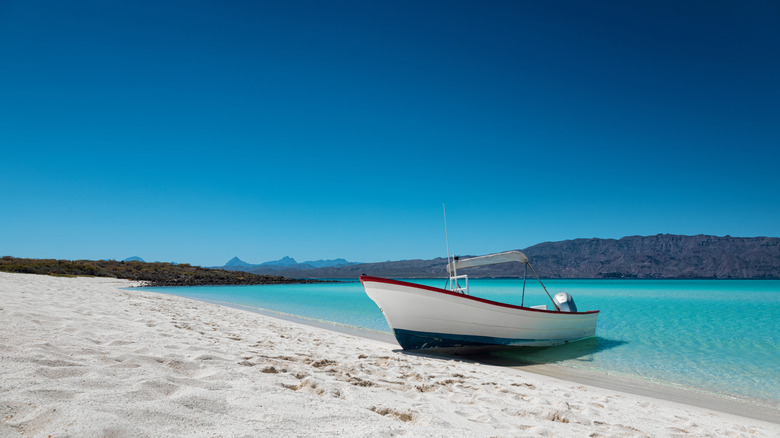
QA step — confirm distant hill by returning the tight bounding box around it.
[521,234,779,279]
[247,234,780,279]
[225,256,252,267]
[250,258,450,279]
[261,256,299,268]
[302,258,354,269]
[216,256,358,273]
[123,256,145,262]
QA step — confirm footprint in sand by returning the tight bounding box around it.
[261,366,282,374]
[281,378,335,397]
[109,340,134,347]
[36,366,88,379]
[369,406,416,423]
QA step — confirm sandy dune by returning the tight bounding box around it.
[1,272,778,437]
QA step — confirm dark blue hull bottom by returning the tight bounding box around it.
[393,328,571,351]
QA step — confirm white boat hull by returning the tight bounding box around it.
[360,276,599,350]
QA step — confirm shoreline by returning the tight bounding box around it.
[170,292,780,424]
[474,354,780,424]
[3,272,778,437]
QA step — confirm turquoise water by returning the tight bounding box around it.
[139,279,780,404]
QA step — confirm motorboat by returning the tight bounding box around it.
[360,250,599,351]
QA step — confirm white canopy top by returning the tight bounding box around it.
[446,250,529,274]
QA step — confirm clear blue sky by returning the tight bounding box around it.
[2,1,778,266]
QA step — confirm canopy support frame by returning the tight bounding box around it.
[445,251,561,311]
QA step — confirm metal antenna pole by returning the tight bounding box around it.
[521,262,527,307]
[527,262,561,311]
[443,202,454,290]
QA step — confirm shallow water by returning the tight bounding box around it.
[139,278,780,403]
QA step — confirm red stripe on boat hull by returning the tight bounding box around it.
[359,275,599,315]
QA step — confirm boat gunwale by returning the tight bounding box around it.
[359,275,600,315]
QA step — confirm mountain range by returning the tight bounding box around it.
[221,234,780,279]
[215,256,358,272]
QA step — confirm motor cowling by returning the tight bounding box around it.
[553,292,578,312]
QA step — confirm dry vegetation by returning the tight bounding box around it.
[0,256,317,286]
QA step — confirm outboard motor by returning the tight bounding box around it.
[553,292,578,312]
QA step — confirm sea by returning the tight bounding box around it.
[138,279,780,406]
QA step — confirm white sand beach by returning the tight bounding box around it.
[1,272,778,437]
